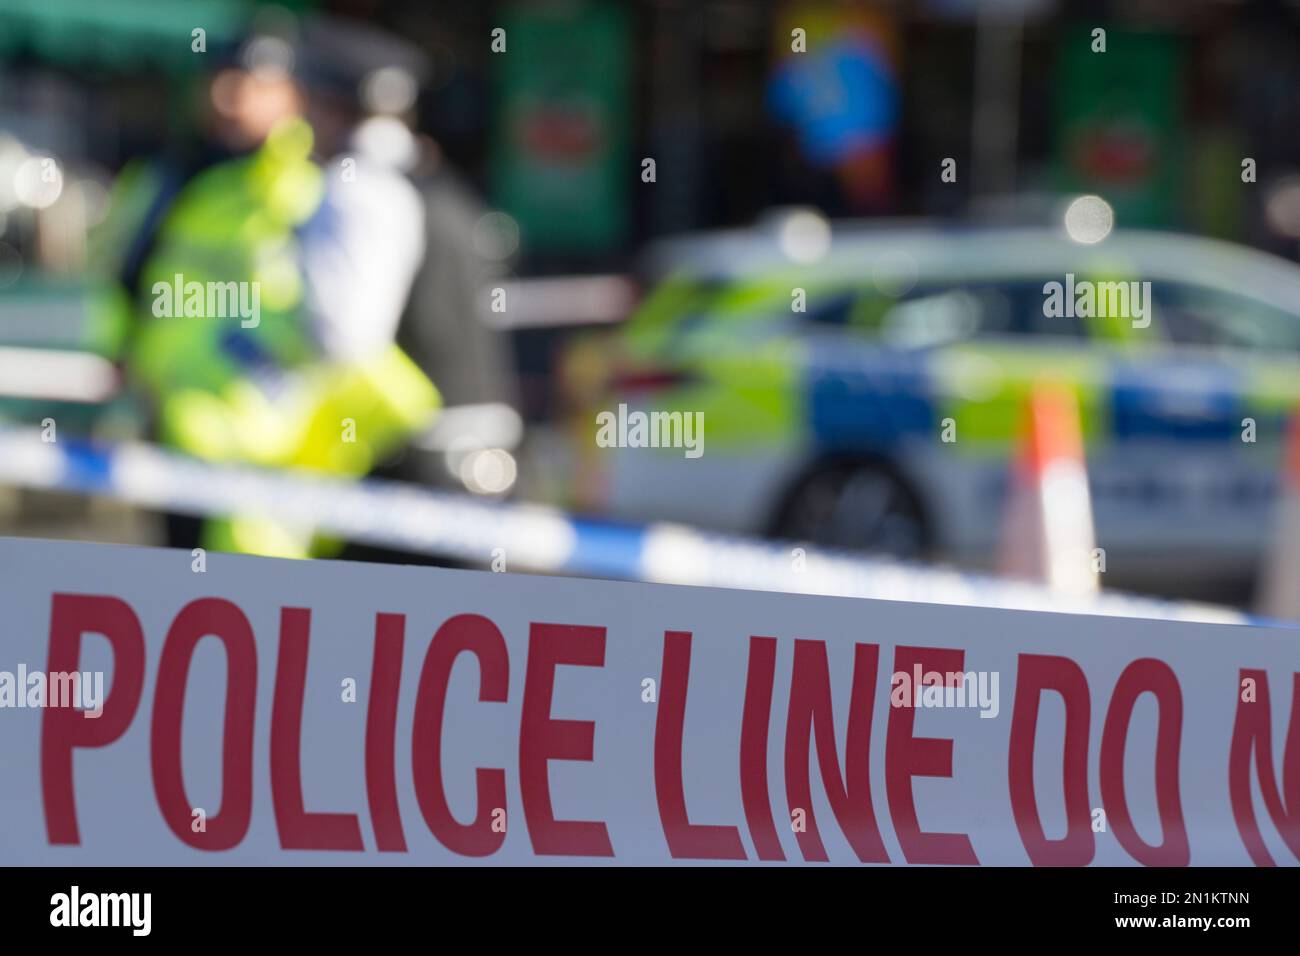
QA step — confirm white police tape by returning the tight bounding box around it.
[0,427,1251,625]
[8,536,1295,865]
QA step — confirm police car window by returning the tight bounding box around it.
[1152,283,1300,352]
[802,290,857,326]
[875,283,1066,346]
[880,290,986,346]
[1016,280,1088,339]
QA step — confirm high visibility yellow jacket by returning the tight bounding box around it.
[95,118,439,555]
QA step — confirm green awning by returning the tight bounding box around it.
[0,0,307,71]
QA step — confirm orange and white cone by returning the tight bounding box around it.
[1256,411,1300,620]
[998,383,1099,596]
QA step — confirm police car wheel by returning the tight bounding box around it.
[773,461,929,559]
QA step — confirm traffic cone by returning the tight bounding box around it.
[998,382,1099,596]
[1255,410,1300,620]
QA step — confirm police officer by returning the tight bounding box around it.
[96,19,439,557]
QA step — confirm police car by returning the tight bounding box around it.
[561,221,1300,600]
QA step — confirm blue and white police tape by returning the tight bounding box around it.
[0,426,1253,625]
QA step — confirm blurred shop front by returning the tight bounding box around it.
[3,0,1300,422]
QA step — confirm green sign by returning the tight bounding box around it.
[1053,28,1185,227]
[491,2,631,254]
